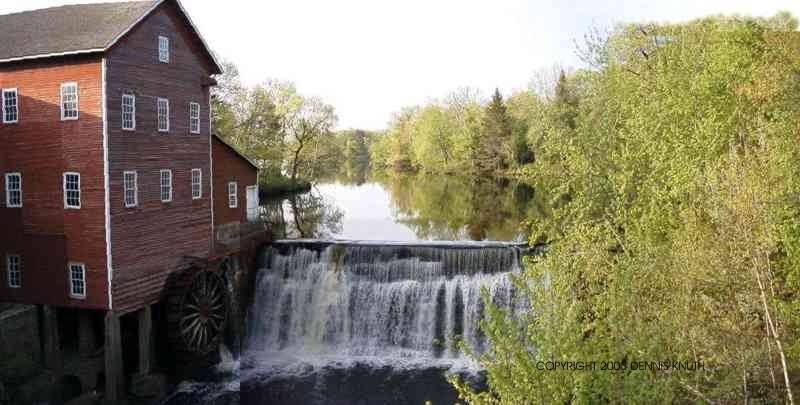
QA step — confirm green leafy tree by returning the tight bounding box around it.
[506,91,542,166]
[211,61,284,177]
[411,105,456,172]
[453,14,800,404]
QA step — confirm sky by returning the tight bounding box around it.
[2,1,799,130]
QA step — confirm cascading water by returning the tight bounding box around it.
[239,240,528,405]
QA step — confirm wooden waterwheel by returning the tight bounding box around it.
[177,270,228,355]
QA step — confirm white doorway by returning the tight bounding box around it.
[246,185,259,222]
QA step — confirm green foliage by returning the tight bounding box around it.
[212,65,285,177]
[258,174,311,197]
[211,64,337,186]
[474,89,513,174]
[371,87,540,176]
[454,13,800,404]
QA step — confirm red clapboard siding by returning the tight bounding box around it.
[0,0,226,313]
[213,136,258,228]
[0,55,109,309]
[106,1,214,313]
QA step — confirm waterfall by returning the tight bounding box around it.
[246,241,526,367]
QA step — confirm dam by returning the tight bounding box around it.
[165,239,534,404]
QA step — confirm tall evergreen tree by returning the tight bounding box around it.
[475,88,512,174]
[553,70,579,130]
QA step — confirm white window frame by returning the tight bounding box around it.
[6,254,21,289]
[228,182,237,208]
[63,172,81,209]
[68,262,86,299]
[5,172,22,208]
[158,36,170,63]
[157,98,169,132]
[122,94,136,131]
[191,168,202,199]
[123,171,138,208]
[189,102,200,134]
[60,82,79,121]
[3,88,18,124]
[160,169,172,203]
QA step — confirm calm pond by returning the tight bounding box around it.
[261,172,542,242]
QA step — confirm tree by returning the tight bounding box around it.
[506,91,542,166]
[343,130,371,180]
[282,95,337,181]
[475,89,512,174]
[453,13,800,404]
[387,108,417,172]
[411,105,455,172]
[210,62,340,186]
[552,70,578,130]
[211,61,284,177]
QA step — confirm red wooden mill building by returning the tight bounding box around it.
[0,0,262,402]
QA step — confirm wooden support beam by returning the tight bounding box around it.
[138,305,152,375]
[40,305,62,372]
[104,311,124,401]
[78,311,96,358]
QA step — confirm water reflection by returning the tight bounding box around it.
[261,191,344,239]
[262,172,544,242]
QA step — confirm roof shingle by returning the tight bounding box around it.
[0,1,158,62]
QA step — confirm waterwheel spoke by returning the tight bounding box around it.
[188,324,199,348]
[208,316,221,331]
[181,317,201,336]
[182,311,201,321]
[208,281,220,295]
[178,271,227,354]
[199,325,208,348]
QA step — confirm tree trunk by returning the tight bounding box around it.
[753,253,794,405]
[290,142,304,181]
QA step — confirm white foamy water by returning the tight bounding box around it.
[245,241,526,373]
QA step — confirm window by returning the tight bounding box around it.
[158,36,169,63]
[63,172,81,209]
[228,182,237,208]
[5,173,21,207]
[122,94,136,130]
[69,263,86,298]
[160,169,172,202]
[157,98,169,132]
[60,82,78,120]
[3,88,18,123]
[6,254,20,288]
[189,102,200,134]
[191,169,202,199]
[124,171,138,208]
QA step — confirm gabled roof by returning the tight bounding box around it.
[213,134,260,171]
[0,0,222,74]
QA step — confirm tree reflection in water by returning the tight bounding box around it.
[261,169,547,242]
[374,173,543,242]
[261,189,344,239]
